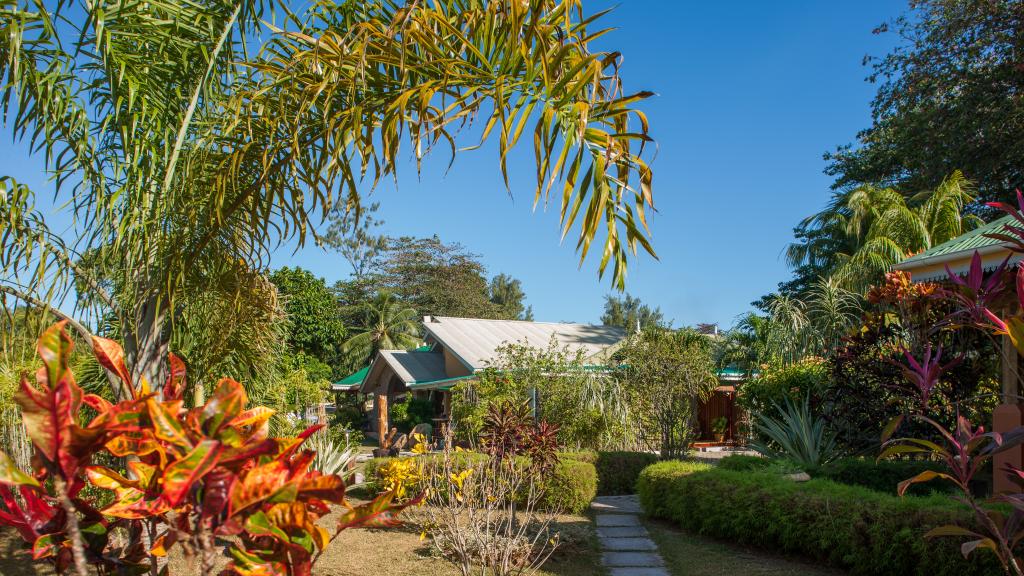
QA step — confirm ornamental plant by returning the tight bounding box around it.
[0,321,415,576]
[880,192,1024,575]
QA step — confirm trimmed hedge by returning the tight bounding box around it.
[560,450,659,495]
[637,460,1003,576]
[716,455,975,497]
[363,454,597,514]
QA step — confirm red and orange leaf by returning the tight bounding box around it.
[297,474,345,504]
[161,440,223,507]
[91,335,134,399]
[146,398,191,449]
[164,352,187,401]
[202,378,247,435]
[229,461,290,516]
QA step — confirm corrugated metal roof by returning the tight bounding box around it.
[422,316,626,372]
[899,215,1017,266]
[378,349,448,384]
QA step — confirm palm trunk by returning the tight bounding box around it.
[124,296,170,395]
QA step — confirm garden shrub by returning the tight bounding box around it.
[738,357,830,420]
[365,454,597,514]
[636,461,1002,576]
[815,458,953,496]
[592,451,659,495]
[716,454,770,472]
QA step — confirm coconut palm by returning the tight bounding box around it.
[343,292,421,367]
[0,0,655,396]
[787,171,983,293]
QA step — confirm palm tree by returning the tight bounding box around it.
[343,292,421,368]
[787,171,983,293]
[0,0,655,396]
[804,276,862,353]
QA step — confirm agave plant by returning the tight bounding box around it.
[308,432,358,481]
[750,395,843,470]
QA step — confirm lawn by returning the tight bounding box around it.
[0,510,604,576]
[643,517,845,576]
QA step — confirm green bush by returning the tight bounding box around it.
[389,396,434,432]
[593,451,659,495]
[815,458,953,496]
[738,358,829,419]
[636,461,1002,576]
[364,454,597,514]
[717,454,771,472]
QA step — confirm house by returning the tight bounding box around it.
[895,214,1022,492]
[356,316,626,443]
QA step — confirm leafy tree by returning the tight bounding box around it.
[826,0,1024,205]
[613,329,718,459]
[450,339,632,450]
[488,273,533,320]
[601,293,665,331]
[321,202,388,279]
[0,0,655,400]
[367,236,514,319]
[786,172,982,293]
[342,292,420,368]
[269,267,345,368]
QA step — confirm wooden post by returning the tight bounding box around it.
[376,392,389,448]
[995,334,1023,493]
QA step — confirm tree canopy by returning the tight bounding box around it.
[269,267,346,369]
[601,293,665,331]
[825,0,1024,205]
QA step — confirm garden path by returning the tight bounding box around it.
[592,495,667,576]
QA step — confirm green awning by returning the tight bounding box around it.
[333,366,368,390]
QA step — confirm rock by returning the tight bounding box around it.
[784,472,811,482]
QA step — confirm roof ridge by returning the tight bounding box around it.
[432,315,614,328]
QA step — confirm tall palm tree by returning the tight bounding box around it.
[804,276,862,353]
[342,292,421,368]
[787,171,983,293]
[0,0,655,395]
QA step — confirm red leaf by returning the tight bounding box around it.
[161,440,223,507]
[297,474,345,504]
[164,353,187,401]
[91,335,134,399]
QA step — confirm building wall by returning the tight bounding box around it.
[443,347,472,377]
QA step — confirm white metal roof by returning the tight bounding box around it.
[422,316,626,372]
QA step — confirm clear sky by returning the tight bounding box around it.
[0,0,902,328]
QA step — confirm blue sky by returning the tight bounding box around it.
[0,0,902,328]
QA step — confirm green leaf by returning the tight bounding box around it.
[0,450,38,488]
[161,439,223,507]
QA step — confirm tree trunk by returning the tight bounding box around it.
[125,296,170,395]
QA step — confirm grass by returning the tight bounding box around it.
[643,517,844,576]
[0,509,604,576]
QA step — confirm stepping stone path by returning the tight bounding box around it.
[591,495,668,576]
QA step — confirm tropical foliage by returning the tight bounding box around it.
[601,293,666,330]
[0,0,655,406]
[749,395,843,470]
[0,323,415,576]
[786,171,981,293]
[612,328,717,458]
[342,291,421,368]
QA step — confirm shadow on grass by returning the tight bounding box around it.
[0,528,56,576]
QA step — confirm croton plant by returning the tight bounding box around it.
[0,321,415,576]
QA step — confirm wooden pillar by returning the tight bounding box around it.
[995,334,1023,493]
[376,392,389,448]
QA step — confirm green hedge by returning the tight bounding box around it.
[716,455,970,497]
[637,461,1002,576]
[560,450,659,495]
[363,454,597,514]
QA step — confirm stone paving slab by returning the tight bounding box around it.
[608,568,670,576]
[592,495,643,514]
[597,526,649,539]
[595,514,641,527]
[602,551,665,567]
[600,537,658,551]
